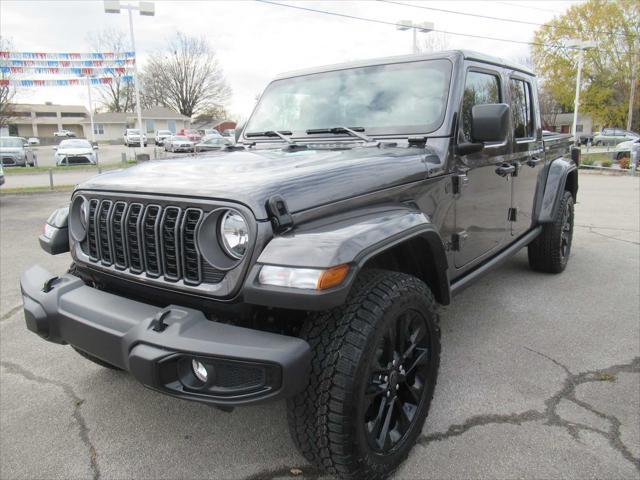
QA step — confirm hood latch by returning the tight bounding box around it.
[266,195,294,234]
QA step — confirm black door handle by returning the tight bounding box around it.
[495,163,516,177]
[527,156,543,167]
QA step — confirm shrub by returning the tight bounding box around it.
[601,159,613,168]
[618,157,631,170]
[581,156,596,166]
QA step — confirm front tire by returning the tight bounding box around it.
[528,190,574,273]
[287,270,441,479]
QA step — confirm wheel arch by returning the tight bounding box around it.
[536,157,578,224]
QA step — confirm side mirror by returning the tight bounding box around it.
[52,146,58,150]
[471,103,510,143]
[93,145,99,150]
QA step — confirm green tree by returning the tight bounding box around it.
[532,0,639,131]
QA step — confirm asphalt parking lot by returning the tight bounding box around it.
[0,173,638,480]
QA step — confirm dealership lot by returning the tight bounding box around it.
[0,174,638,479]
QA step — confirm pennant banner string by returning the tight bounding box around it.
[0,51,135,60]
[1,59,135,67]
[1,66,131,75]
[0,75,134,87]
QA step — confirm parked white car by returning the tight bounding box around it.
[53,129,76,138]
[123,129,147,147]
[613,138,640,160]
[54,139,98,166]
[27,137,40,145]
[164,135,195,153]
[154,130,173,146]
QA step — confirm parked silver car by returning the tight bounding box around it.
[612,138,640,160]
[194,136,231,152]
[593,128,638,146]
[54,139,98,166]
[0,136,37,167]
[164,135,195,153]
[123,129,148,147]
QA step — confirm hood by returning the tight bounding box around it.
[78,146,440,219]
[57,148,94,155]
[0,147,24,154]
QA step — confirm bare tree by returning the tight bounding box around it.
[141,32,231,117]
[418,32,450,53]
[539,85,562,130]
[86,28,135,112]
[0,36,17,128]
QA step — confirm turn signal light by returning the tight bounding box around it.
[318,264,350,290]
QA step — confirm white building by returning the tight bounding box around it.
[7,103,89,138]
[83,106,191,143]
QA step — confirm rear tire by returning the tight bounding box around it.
[287,270,441,480]
[528,190,574,273]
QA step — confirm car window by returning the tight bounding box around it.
[603,128,612,135]
[510,78,534,139]
[60,140,91,148]
[461,71,501,142]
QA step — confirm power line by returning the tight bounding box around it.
[496,1,567,15]
[379,0,637,39]
[255,0,601,51]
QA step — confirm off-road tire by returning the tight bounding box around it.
[528,190,574,273]
[287,270,441,480]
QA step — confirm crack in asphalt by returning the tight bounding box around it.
[585,227,640,246]
[0,304,23,322]
[418,352,640,473]
[243,464,323,480]
[0,361,101,480]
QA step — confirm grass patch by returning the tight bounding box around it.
[581,152,612,165]
[594,372,617,382]
[0,185,75,194]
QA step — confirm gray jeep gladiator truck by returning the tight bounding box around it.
[21,50,578,479]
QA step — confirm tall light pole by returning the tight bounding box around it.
[397,20,434,54]
[565,39,596,145]
[104,1,155,149]
[86,76,96,143]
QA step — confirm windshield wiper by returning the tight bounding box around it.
[305,126,374,143]
[245,130,307,150]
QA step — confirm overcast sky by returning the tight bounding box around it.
[1,0,582,119]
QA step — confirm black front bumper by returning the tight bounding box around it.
[21,265,311,407]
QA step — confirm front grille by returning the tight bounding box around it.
[64,156,92,165]
[81,198,224,286]
[1,157,17,166]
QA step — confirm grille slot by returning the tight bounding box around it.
[182,209,203,285]
[111,202,128,268]
[81,198,224,286]
[161,207,182,281]
[97,200,113,265]
[142,205,162,277]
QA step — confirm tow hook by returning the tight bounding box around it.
[42,276,60,293]
[151,310,171,332]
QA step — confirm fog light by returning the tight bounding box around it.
[192,359,208,383]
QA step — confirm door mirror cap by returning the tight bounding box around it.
[471,103,510,143]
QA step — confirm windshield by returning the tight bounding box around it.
[60,139,92,148]
[127,129,141,134]
[0,137,24,148]
[158,130,171,135]
[246,59,452,137]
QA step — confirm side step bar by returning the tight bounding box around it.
[450,226,542,296]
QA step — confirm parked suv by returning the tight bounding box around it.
[154,130,173,146]
[123,129,148,147]
[23,50,578,480]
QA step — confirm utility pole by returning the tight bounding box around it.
[104,1,155,149]
[86,77,95,143]
[627,51,637,131]
[565,39,596,145]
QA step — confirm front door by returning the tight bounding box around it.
[508,76,544,238]
[454,68,511,268]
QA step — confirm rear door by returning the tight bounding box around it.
[508,75,544,238]
[454,66,511,268]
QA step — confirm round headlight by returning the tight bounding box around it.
[219,210,249,259]
[70,196,89,242]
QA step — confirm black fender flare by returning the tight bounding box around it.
[537,158,578,224]
[243,206,450,310]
